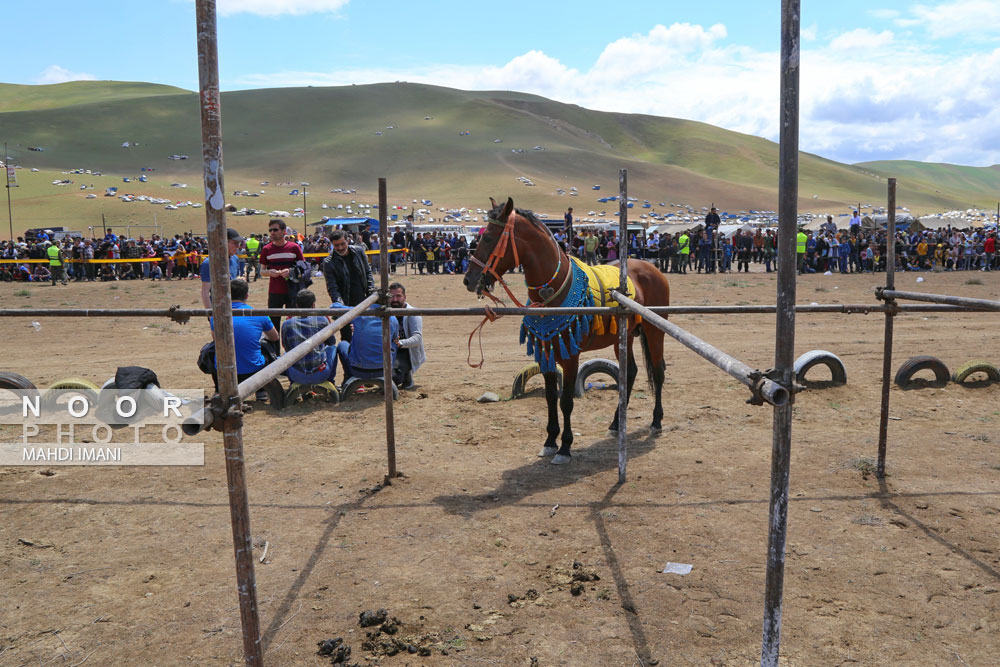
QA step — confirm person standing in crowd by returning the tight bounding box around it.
[388,282,425,390]
[564,207,574,252]
[201,228,244,310]
[260,219,305,332]
[322,229,374,343]
[245,233,261,281]
[46,241,67,286]
[705,207,721,273]
[677,229,690,274]
[736,230,753,273]
[796,227,808,273]
[849,210,862,235]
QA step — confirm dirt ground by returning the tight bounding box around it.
[1,265,999,666]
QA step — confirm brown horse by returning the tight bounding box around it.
[464,197,670,464]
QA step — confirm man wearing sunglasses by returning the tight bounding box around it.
[260,219,304,331]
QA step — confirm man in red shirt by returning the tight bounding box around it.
[984,231,996,272]
[260,219,304,331]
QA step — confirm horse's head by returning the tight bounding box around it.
[463,196,517,295]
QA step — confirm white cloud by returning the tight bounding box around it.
[801,24,818,41]
[237,21,1000,166]
[908,0,1000,39]
[830,28,894,51]
[217,0,348,17]
[35,65,96,84]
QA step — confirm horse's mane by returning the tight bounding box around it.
[487,203,555,241]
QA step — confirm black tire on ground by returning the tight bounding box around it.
[793,350,847,387]
[894,355,950,389]
[573,358,620,398]
[0,371,36,391]
[510,363,561,399]
[952,360,1000,385]
[341,376,399,401]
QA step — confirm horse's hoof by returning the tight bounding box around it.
[551,454,571,465]
[538,446,558,457]
[608,427,618,434]
[650,426,662,436]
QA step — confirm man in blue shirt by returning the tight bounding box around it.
[201,228,244,309]
[209,278,279,395]
[336,304,398,384]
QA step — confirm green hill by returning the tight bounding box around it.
[1,80,997,237]
[0,81,191,113]
[856,160,1000,204]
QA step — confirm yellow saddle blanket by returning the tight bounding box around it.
[571,257,640,335]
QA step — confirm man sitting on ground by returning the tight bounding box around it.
[337,304,398,385]
[280,289,342,386]
[388,282,425,389]
[209,278,280,398]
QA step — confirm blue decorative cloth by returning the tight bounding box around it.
[520,260,593,373]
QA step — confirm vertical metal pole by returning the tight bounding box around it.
[616,169,629,484]
[378,178,397,483]
[194,2,263,665]
[876,178,897,479]
[5,143,13,242]
[761,1,799,665]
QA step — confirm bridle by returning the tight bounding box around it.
[468,209,524,308]
[465,205,571,368]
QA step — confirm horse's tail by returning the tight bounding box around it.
[636,325,663,391]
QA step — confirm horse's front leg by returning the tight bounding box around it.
[552,357,579,465]
[538,371,561,458]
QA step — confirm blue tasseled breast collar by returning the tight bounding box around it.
[519,260,593,373]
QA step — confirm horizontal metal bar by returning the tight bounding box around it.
[0,303,984,319]
[877,289,1000,312]
[611,290,789,407]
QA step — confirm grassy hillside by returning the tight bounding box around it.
[0,81,190,113]
[1,81,997,238]
[856,160,1000,205]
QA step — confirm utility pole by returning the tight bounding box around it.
[302,186,307,228]
[5,143,14,242]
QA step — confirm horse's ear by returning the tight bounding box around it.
[501,197,514,222]
[489,197,499,209]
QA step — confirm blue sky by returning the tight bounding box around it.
[4,0,999,166]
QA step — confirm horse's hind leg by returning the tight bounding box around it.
[552,357,579,465]
[538,371,561,458]
[645,326,666,433]
[609,337,639,432]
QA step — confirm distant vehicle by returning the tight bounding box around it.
[165,205,178,210]
[494,139,502,143]
[533,145,543,150]
[28,146,43,152]
[30,168,40,172]
[592,185,600,190]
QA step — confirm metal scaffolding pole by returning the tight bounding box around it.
[616,169,629,484]
[194,1,262,664]
[761,0,799,663]
[378,178,398,483]
[877,179,897,479]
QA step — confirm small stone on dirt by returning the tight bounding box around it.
[571,582,585,596]
[477,392,500,403]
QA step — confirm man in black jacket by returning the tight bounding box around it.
[322,230,374,342]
